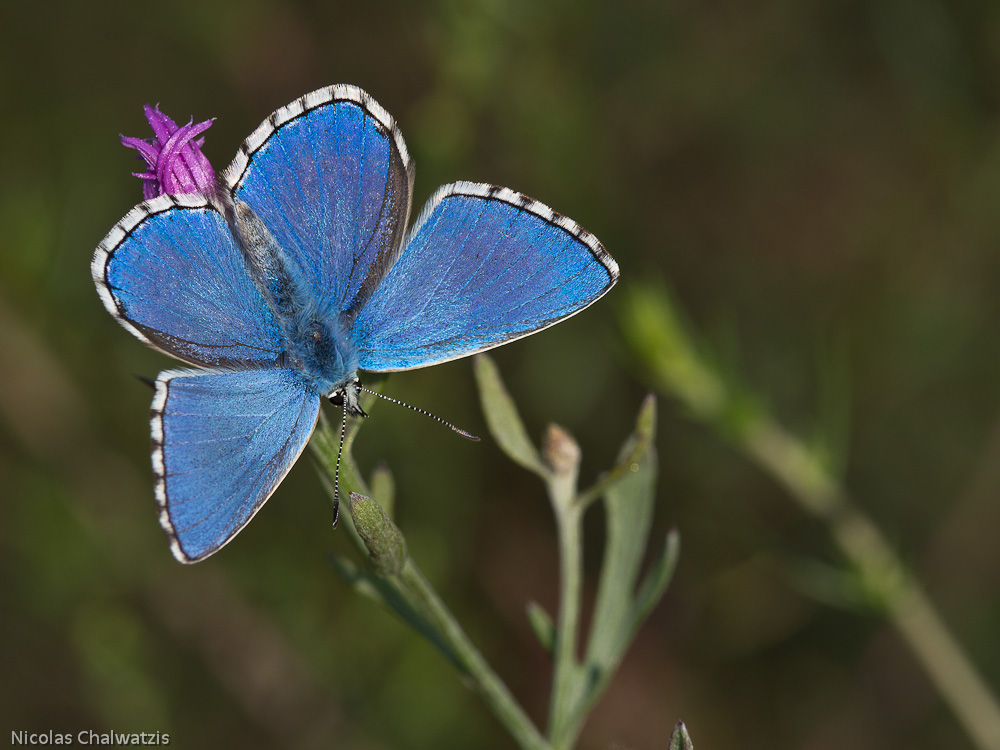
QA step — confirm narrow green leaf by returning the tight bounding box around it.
[328,554,386,603]
[309,408,340,485]
[632,392,657,447]
[327,555,461,670]
[584,443,658,671]
[473,354,549,478]
[525,601,556,655]
[807,331,852,480]
[583,397,660,674]
[668,721,694,750]
[370,462,396,521]
[619,284,725,420]
[779,553,872,612]
[310,408,368,497]
[310,410,368,557]
[576,394,657,508]
[627,529,680,635]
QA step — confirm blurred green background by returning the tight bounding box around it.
[3,0,1000,748]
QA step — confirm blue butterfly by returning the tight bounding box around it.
[92,85,618,563]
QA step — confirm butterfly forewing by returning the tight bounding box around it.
[92,194,284,368]
[225,85,414,325]
[350,182,619,372]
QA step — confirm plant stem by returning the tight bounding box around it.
[541,445,589,750]
[741,417,1000,750]
[891,577,1000,750]
[626,285,1000,749]
[314,409,550,750]
[397,559,552,750]
[547,501,584,749]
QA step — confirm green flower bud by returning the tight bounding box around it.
[349,492,407,577]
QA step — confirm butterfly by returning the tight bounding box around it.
[92,85,619,563]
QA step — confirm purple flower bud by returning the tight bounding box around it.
[121,105,216,200]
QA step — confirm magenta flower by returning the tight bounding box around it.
[121,105,216,199]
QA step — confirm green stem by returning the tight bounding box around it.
[742,417,1000,750]
[890,574,1000,750]
[546,478,585,749]
[397,559,552,750]
[626,288,1000,750]
[313,409,550,750]
[631,284,1000,749]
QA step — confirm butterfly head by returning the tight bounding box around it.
[329,377,366,417]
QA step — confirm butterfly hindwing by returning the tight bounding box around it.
[92,193,284,368]
[225,85,414,324]
[152,367,321,563]
[350,182,619,371]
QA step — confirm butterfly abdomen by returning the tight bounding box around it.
[230,199,357,394]
[285,308,358,396]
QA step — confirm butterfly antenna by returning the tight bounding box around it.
[331,399,348,529]
[358,386,480,441]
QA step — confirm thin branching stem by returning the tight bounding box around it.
[314,410,552,750]
[396,561,553,750]
[624,285,1000,750]
[324,360,672,750]
[746,417,1000,750]
[547,500,585,749]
